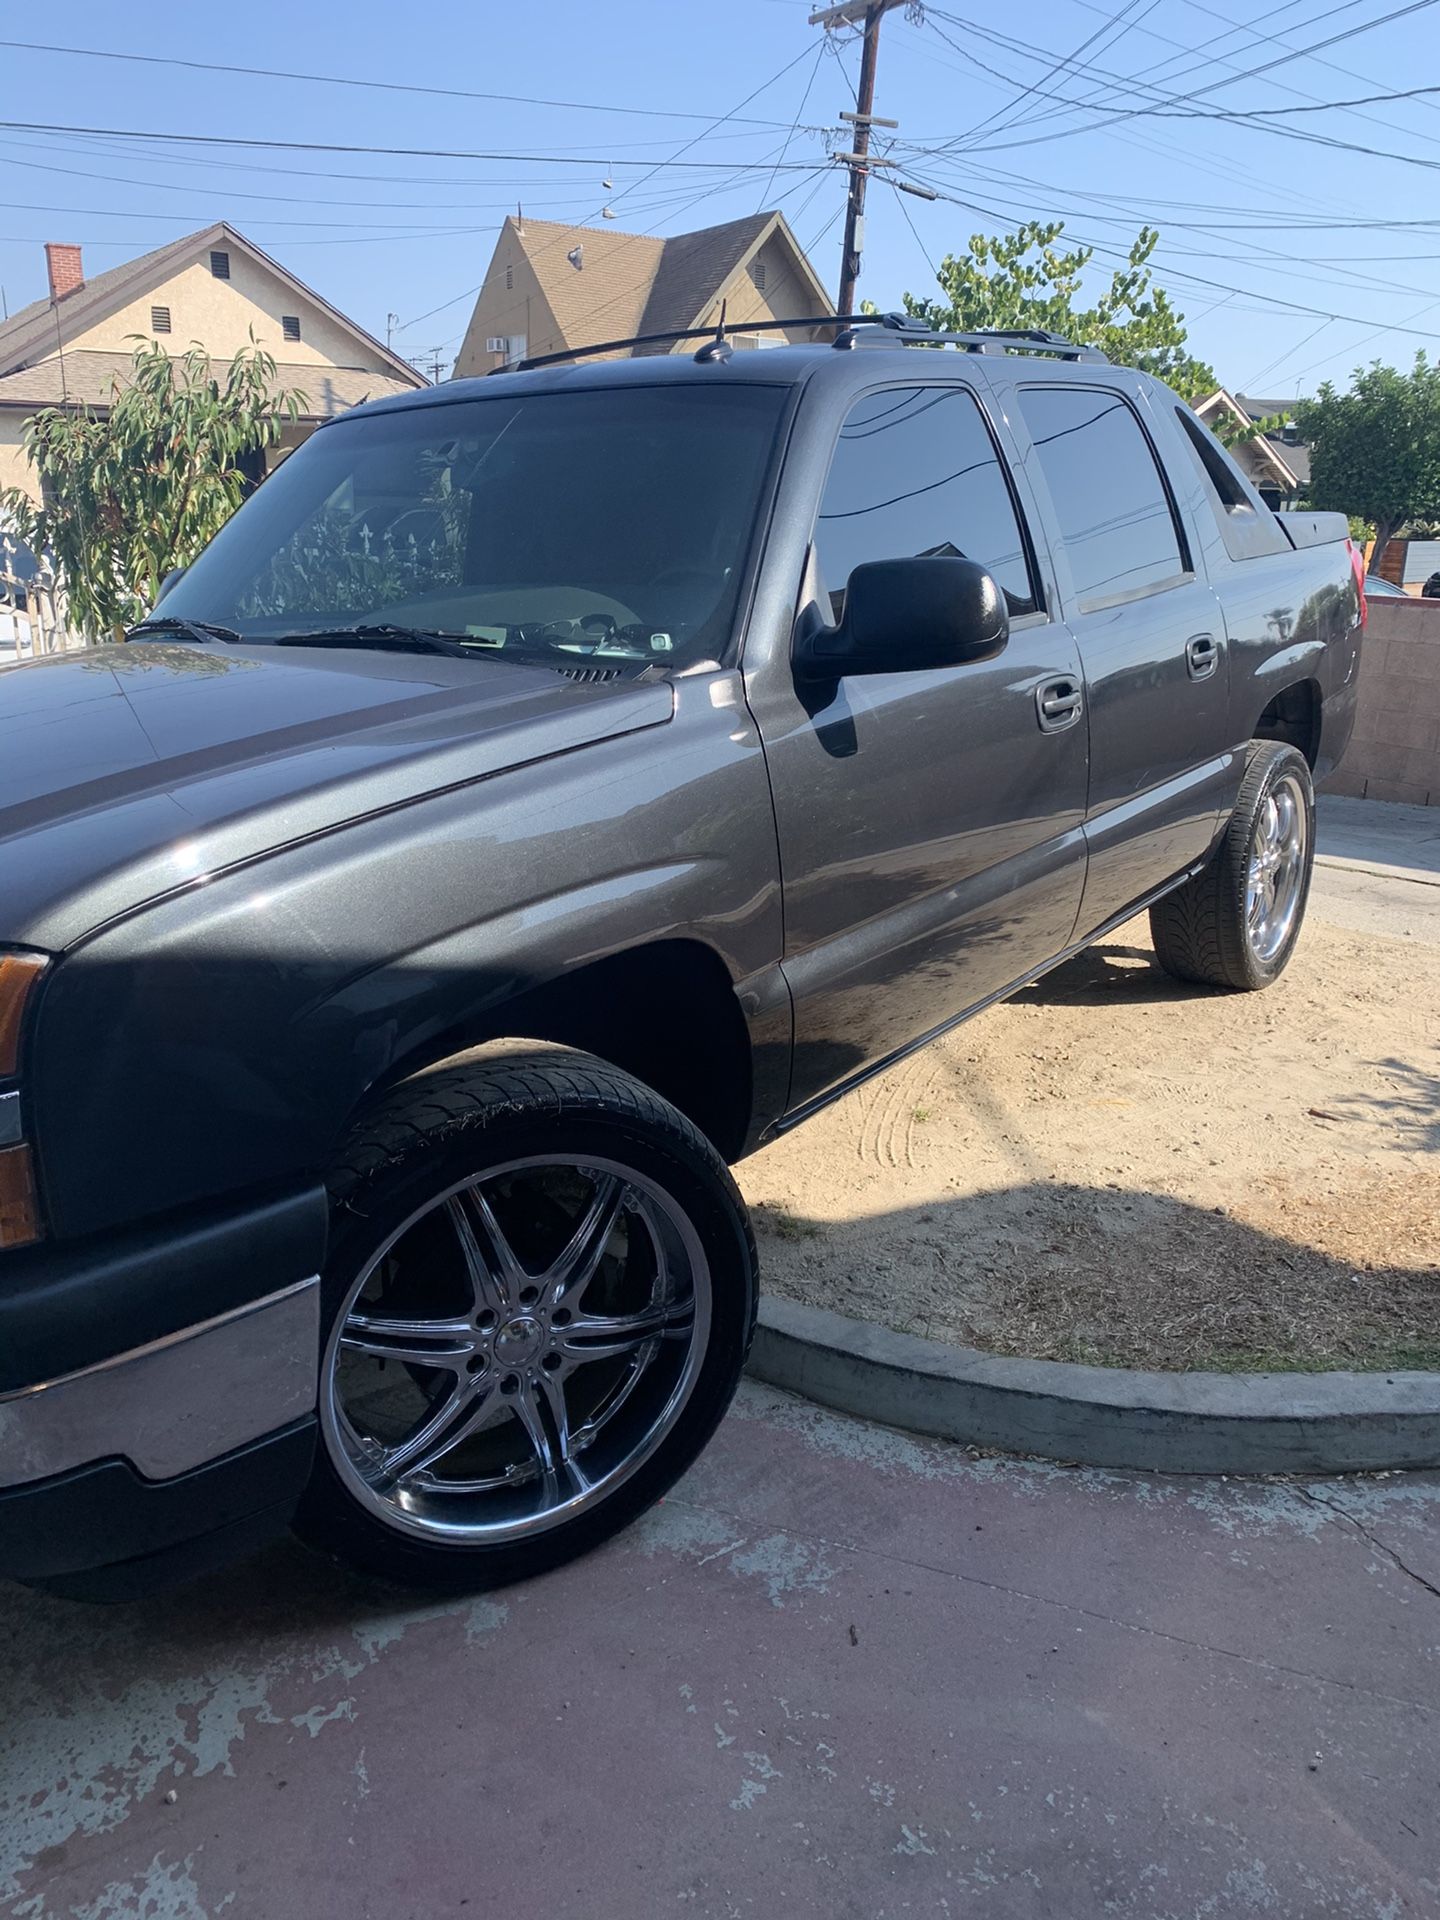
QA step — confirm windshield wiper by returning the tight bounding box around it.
[270,623,488,659]
[128,616,243,645]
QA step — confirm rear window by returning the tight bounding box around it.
[1173,406,1290,561]
[1017,386,1188,612]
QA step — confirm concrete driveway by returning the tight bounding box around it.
[4,801,1438,1920]
[5,1382,1438,1919]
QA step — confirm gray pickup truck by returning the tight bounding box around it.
[0,316,1363,1598]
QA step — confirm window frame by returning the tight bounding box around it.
[1016,380,1194,617]
[809,378,1050,630]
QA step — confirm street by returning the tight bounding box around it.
[4,1378,1438,1918]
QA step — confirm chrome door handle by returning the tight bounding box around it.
[1036,677,1084,733]
[1186,633,1220,680]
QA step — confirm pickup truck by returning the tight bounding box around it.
[0,317,1363,1598]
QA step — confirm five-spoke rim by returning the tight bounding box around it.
[319,1155,711,1544]
[1246,772,1309,966]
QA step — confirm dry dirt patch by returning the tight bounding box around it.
[739,915,1440,1372]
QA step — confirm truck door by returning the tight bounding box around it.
[744,381,1090,1118]
[1011,381,1230,937]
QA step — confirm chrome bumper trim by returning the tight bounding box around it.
[0,1276,321,1488]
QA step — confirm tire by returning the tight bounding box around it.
[1149,741,1315,991]
[294,1043,758,1591]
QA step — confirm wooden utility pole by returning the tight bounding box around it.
[811,0,905,314]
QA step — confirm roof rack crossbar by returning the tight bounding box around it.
[491,313,1108,373]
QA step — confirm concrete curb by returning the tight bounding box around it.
[748,1296,1440,1474]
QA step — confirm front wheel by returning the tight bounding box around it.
[295,1045,757,1590]
[1149,741,1315,990]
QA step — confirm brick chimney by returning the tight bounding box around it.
[44,242,84,302]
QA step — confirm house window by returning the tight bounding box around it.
[282,315,301,343]
[505,264,513,291]
[749,259,767,292]
[210,250,230,279]
[150,305,171,334]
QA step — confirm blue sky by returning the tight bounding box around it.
[3,0,1440,397]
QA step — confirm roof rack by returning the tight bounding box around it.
[491,311,1108,373]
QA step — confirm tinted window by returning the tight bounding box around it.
[814,386,1037,620]
[162,384,785,670]
[1017,387,1185,610]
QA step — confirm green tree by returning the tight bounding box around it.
[889,218,1217,401]
[1,336,305,641]
[1295,356,1440,566]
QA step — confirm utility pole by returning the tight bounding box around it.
[811,0,905,315]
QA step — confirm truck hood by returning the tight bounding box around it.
[0,640,673,950]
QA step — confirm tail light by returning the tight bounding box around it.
[0,950,48,1250]
[1346,538,1368,629]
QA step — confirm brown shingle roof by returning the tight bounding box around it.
[636,211,774,343]
[513,217,666,355]
[513,209,831,357]
[0,222,422,389]
[0,349,416,417]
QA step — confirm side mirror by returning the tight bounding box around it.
[156,566,187,604]
[794,555,1009,681]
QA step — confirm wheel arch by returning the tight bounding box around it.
[369,938,758,1165]
[1253,676,1322,768]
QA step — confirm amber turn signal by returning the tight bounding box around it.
[0,1143,42,1249]
[0,952,46,1078]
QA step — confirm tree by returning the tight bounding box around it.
[888,219,1217,402]
[0,337,305,641]
[1295,356,1440,567]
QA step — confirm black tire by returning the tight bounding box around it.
[294,1042,757,1591]
[1149,741,1315,991]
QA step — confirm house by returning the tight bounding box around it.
[1193,388,1309,509]
[454,209,833,376]
[0,222,426,504]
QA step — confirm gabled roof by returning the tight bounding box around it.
[0,222,422,387]
[1195,386,1303,491]
[509,208,831,357]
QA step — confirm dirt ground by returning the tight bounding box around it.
[738,906,1440,1372]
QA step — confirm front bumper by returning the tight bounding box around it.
[0,1186,326,1594]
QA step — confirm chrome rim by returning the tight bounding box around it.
[320,1155,711,1545]
[1246,772,1309,965]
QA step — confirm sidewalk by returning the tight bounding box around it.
[1314,794,1440,942]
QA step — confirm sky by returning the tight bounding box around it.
[3,0,1440,398]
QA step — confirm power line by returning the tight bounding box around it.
[0,117,822,170]
[0,39,801,131]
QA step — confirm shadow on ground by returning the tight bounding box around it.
[1011,940,1221,1008]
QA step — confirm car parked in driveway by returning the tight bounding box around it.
[0,316,1363,1598]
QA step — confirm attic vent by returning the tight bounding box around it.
[150,304,171,334]
[749,259,767,292]
[505,264,513,290]
[210,250,230,279]
[282,315,301,343]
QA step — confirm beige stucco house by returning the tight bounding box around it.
[1194,388,1309,511]
[0,221,425,504]
[454,209,833,376]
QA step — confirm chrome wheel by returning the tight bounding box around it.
[1245,772,1309,966]
[320,1155,711,1545]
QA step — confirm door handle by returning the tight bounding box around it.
[1036,676,1084,734]
[1186,633,1220,680]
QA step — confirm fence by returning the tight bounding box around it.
[0,534,85,659]
[1323,595,1440,807]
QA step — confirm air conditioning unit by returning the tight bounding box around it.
[486,336,508,353]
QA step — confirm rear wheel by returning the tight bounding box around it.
[1149,741,1315,990]
[295,1045,757,1590]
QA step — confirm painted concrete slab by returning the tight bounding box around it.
[3,1383,1437,1919]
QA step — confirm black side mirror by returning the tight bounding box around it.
[156,566,187,604]
[795,555,1009,681]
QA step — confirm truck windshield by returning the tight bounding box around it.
[162,383,786,670]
